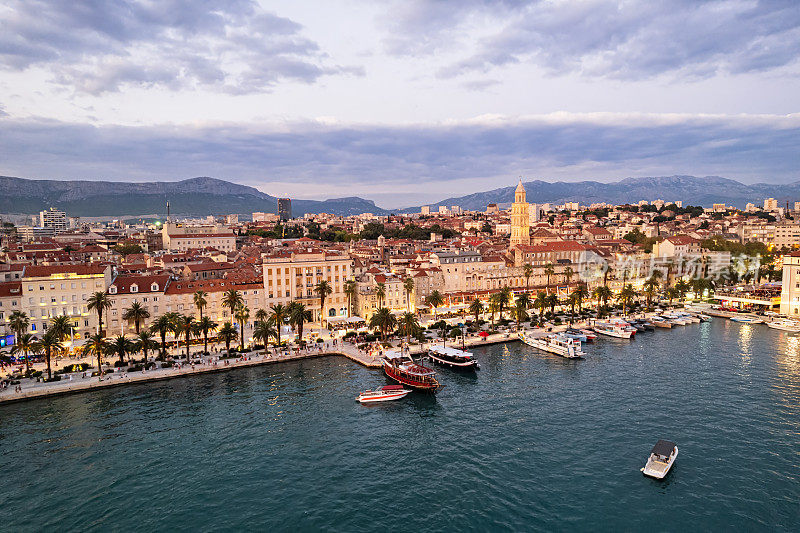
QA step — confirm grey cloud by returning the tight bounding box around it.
[0,115,797,201]
[0,0,362,94]
[386,1,800,80]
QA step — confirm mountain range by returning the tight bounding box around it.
[0,176,389,218]
[409,176,800,211]
[1,175,798,218]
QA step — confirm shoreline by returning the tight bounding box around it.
[0,334,518,406]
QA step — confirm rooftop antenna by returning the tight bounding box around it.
[166,200,170,223]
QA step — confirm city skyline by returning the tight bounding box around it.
[0,1,799,205]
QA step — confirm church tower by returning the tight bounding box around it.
[510,179,530,246]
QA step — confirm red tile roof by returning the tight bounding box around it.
[23,264,108,278]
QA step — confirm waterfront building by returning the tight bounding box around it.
[107,274,171,335]
[20,264,113,338]
[161,222,236,252]
[781,252,800,316]
[262,249,354,323]
[510,180,530,246]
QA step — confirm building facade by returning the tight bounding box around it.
[510,180,530,246]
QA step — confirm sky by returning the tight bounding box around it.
[0,0,799,207]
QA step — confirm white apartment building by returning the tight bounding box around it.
[780,253,800,316]
[162,222,237,252]
[39,207,68,233]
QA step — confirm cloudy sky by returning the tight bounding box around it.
[0,0,798,207]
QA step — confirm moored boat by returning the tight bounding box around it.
[730,315,764,324]
[427,345,480,370]
[766,318,800,332]
[382,351,440,390]
[592,322,634,339]
[651,318,672,328]
[563,328,588,342]
[519,332,585,358]
[641,440,678,479]
[357,385,411,403]
[578,329,598,341]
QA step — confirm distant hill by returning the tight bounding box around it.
[407,176,800,211]
[0,176,390,217]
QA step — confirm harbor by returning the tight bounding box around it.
[1,317,798,531]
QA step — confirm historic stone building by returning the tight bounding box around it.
[510,180,530,246]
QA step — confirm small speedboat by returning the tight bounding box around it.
[563,328,588,342]
[730,315,763,324]
[641,440,678,479]
[357,385,411,403]
[578,329,598,341]
[651,318,672,329]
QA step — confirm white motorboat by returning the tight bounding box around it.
[730,315,764,324]
[641,440,678,479]
[356,385,412,403]
[592,322,634,339]
[519,332,584,358]
[766,318,800,332]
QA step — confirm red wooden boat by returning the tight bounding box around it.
[382,351,439,390]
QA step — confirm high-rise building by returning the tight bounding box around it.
[510,180,530,246]
[764,198,778,211]
[38,207,67,233]
[529,203,540,223]
[278,198,292,221]
[420,206,430,215]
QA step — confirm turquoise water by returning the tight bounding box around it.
[1,320,799,531]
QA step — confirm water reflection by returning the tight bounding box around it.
[738,324,752,368]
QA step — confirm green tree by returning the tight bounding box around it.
[288,302,312,343]
[563,266,575,286]
[197,316,217,354]
[82,334,108,380]
[398,311,420,346]
[375,282,386,308]
[12,333,37,374]
[314,280,333,329]
[218,322,237,355]
[344,279,357,317]
[149,314,174,359]
[9,311,30,341]
[496,286,512,320]
[174,315,195,360]
[234,304,250,351]
[369,307,397,341]
[425,290,444,319]
[49,315,72,343]
[593,286,612,316]
[523,263,533,294]
[533,291,548,326]
[123,301,150,334]
[469,298,484,323]
[618,284,637,316]
[268,303,289,346]
[573,283,589,313]
[136,330,157,363]
[513,300,529,331]
[221,289,243,320]
[109,334,135,364]
[253,320,277,350]
[37,329,63,380]
[193,290,208,320]
[87,291,112,336]
[403,277,415,312]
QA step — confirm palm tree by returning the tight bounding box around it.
[253,320,277,350]
[546,293,559,315]
[288,301,312,343]
[221,289,243,320]
[12,333,36,374]
[675,279,690,301]
[574,283,589,314]
[234,304,250,351]
[563,266,575,287]
[643,276,660,309]
[254,308,269,324]
[403,277,414,312]
[197,316,217,354]
[496,286,512,320]
[398,311,419,346]
[173,315,195,361]
[544,263,555,293]
[593,286,612,316]
[488,294,501,327]
[567,292,580,323]
[136,330,157,363]
[516,293,531,311]
[344,279,357,317]
[523,263,533,294]
[425,290,444,319]
[513,300,529,331]
[369,307,396,341]
[149,314,174,359]
[618,284,637,316]
[109,334,135,364]
[375,282,386,308]
[123,301,150,334]
[468,298,484,323]
[268,303,289,345]
[193,290,208,320]
[314,280,333,329]
[9,310,29,341]
[36,329,63,380]
[218,322,237,355]
[87,291,112,336]
[534,291,548,326]
[82,334,108,380]
[50,315,72,342]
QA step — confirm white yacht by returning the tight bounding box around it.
[641,440,678,479]
[730,315,764,324]
[766,318,800,332]
[519,332,584,358]
[592,322,634,339]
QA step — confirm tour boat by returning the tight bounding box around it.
[356,385,411,403]
[641,440,678,479]
[608,318,638,334]
[766,318,800,332]
[578,329,598,341]
[427,345,479,371]
[592,322,634,339]
[730,315,764,324]
[519,332,584,358]
[382,351,439,390]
